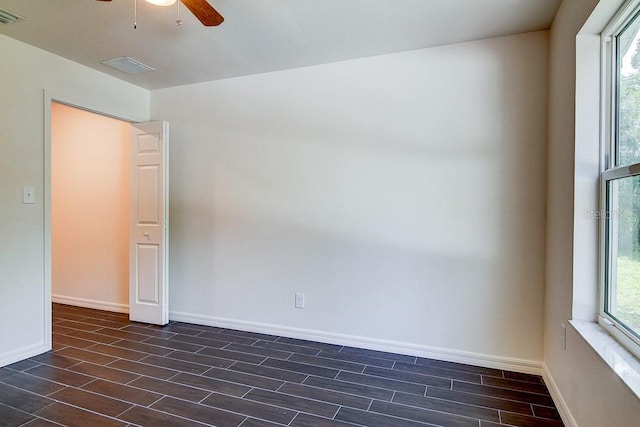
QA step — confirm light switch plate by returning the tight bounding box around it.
[23,186,35,204]
[295,293,305,309]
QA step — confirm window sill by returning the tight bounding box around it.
[570,320,640,399]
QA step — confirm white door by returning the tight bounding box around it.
[129,121,169,325]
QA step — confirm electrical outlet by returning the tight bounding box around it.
[561,323,566,350]
[22,186,35,204]
[295,293,305,309]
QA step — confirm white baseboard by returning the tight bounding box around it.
[52,294,129,314]
[542,363,578,427]
[169,310,543,375]
[0,342,47,368]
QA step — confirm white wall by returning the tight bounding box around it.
[0,34,149,366]
[544,0,640,425]
[51,103,130,312]
[152,31,549,370]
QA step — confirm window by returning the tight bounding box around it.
[601,1,640,357]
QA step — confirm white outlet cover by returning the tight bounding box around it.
[23,186,35,204]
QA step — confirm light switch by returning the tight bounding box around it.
[23,186,35,204]
[295,293,305,309]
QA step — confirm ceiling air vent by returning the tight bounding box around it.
[101,57,156,75]
[0,8,24,24]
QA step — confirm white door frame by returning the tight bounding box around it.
[43,89,147,351]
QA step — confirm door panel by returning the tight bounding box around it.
[136,165,160,224]
[129,121,169,325]
[135,244,160,303]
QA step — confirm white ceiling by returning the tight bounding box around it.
[0,0,561,90]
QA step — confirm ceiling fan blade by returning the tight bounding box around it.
[180,0,224,26]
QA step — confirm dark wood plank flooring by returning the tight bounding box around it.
[0,304,564,426]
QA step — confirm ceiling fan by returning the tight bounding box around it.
[96,0,224,27]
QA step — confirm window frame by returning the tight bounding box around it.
[599,0,640,360]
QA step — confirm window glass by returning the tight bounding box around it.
[605,175,640,337]
[602,6,640,354]
[617,14,640,166]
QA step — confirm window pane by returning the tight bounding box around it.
[617,15,640,166]
[606,176,640,337]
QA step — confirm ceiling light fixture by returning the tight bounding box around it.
[145,0,177,6]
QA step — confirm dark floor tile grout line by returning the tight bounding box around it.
[5,404,52,427]
[39,305,564,426]
[199,390,295,427]
[449,384,552,408]
[79,378,158,409]
[27,417,65,427]
[113,402,136,421]
[132,401,219,427]
[411,386,558,422]
[86,377,241,425]
[481,372,550,387]
[4,366,71,397]
[6,372,556,426]
[403,394,503,423]
[375,364,474,387]
[455,377,552,398]
[125,366,261,403]
[394,393,507,424]
[330,404,343,421]
[370,397,486,425]
[202,396,291,427]
[55,339,506,407]
[347,366,448,391]
[36,393,133,426]
[303,375,406,402]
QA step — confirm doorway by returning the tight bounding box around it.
[50,102,131,313]
[44,93,170,350]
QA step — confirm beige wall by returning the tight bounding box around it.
[51,103,130,311]
[0,33,149,366]
[152,31,549,370]
[545,0,640,425]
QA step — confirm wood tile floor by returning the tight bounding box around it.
[0,304,564,426]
